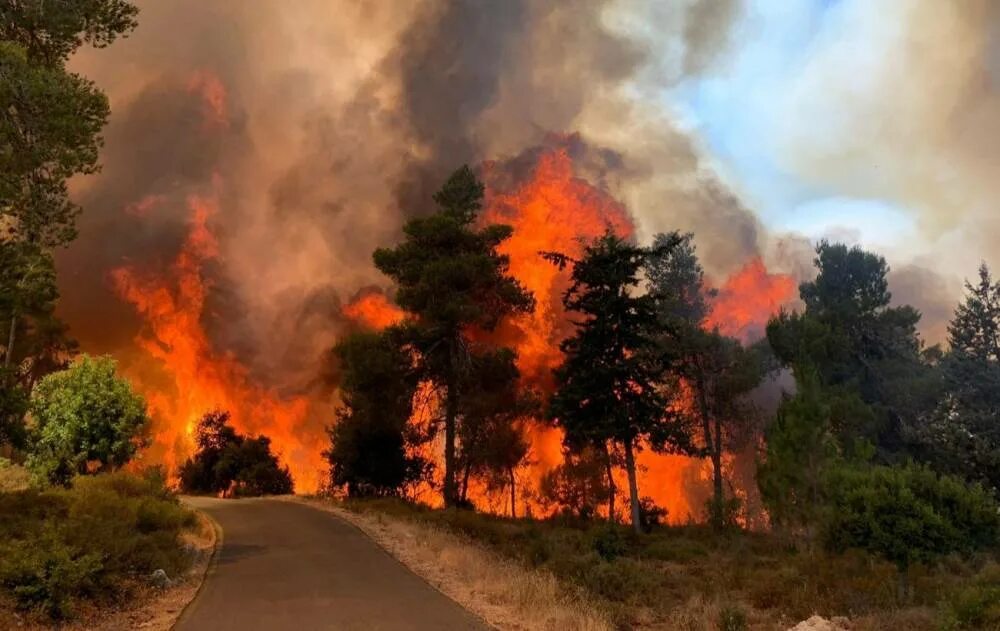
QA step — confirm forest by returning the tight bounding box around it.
[2,1,1000,629]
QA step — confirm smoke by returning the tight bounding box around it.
[774,0,1000,278]
[58,0,765,399]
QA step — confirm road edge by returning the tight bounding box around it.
[170,506,223,630]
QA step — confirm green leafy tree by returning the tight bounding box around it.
[647,231,764,528]
[757,370,843,538]
[324,328,429,498]
[822,463,1000,598]
[0,0,139,66]
[547,231,690,533]
[767,242,938,460]
[26,355,148,485]
[178,410,293,497]
[456,348,535,516]
[0,41,110,247]
[373,166,534,506]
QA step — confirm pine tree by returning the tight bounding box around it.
[374,166,534,506]
[923,263,1000,492]
[547,231,690,533]
[647,232,762,528]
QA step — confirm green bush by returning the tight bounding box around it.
[581,558,659,603]
[0,471,195,619]
[940,564,1000,630]
[591,524,630,561]
[822,463,1000,574]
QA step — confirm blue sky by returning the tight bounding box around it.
[668,0,917,250]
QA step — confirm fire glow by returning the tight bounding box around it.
[111,193,326,493]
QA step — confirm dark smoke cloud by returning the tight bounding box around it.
[62,0,754,399]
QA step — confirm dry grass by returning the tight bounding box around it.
[291,497,1000,631]
[292,497,613,631]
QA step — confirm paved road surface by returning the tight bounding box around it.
[176,497,488,631]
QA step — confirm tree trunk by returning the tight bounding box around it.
[443,351,459,507]
[460,463,471,503]
[509,467,516,519]
[695,367,724,528]
[604,442,616,523]
[3,311,16,368]
[711,412,725,526]
[623,439,642,534]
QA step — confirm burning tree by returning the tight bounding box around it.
[546,231,692,533]
[647,231,766,528]
[373,165,534,507]
[324,328,430,498]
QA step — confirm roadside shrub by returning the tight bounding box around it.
[0,471,195,619]
[718,604,748,631]
[822,463,1000,579]
[591,524,630,560]
[940,563,1000,630]
[0,529,103,619]
[581,558,658,603]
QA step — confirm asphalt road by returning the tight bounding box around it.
[176,497,488,631]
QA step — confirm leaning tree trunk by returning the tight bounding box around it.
[623,438,642,534]
[3,311,16,368]
[604,442,616,523]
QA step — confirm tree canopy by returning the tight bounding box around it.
[373,165,534,506]
[26,355,148,485]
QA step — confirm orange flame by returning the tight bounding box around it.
[708,257,796,342]
[111,194,326,492]
[343,291,406,330]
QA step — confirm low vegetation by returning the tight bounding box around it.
[0,470,196,621]
[340,497,1000,630]
[179,410,294,497]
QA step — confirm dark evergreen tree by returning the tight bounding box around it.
[373,166,534,506]
[547,231,690,533]
[647,231,764,527]
[917,264,1000,493]
[456,348,535,516]
[324,328,429,498]
[767,242,939,460]
[179,410,293,496]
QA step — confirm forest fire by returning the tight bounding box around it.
[338,144,796,521]
[111,193,326,492]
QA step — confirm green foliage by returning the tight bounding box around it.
[548,231,691,531]
[821,463,1000,573]
[0,470,194,620]
[0,0,138,66]
[539,446,612,519]
[766,241,939,460]
[917,263,1000,494]
[0,41,110,247]
[325,328,427,497]
[757,370,841,533]
[591,524,630,561]
[179,410,293,496]
[0,367,29,448]
[26,355,148,485]
[373,165,533,506]
[940,564,1000,630]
